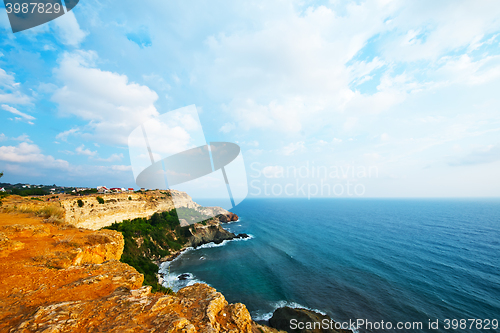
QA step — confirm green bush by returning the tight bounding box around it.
[128,196,132,200]
[104,209,192,293]
[10,188,48,196]
[77,199,84,207]
[96,196,105,204]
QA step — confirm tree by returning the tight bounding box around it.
[0,172,3,179]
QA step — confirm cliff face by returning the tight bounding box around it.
[0,212,283,333]
[61,190,227,230]
[188,220,245,248]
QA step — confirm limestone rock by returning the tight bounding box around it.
[13,284,262,333]
[0,212,279,333]
[60,190,232,230]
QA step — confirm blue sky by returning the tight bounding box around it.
[0,0,500,197]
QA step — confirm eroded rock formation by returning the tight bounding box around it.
[61,190,228,230]
[0,212,282,333]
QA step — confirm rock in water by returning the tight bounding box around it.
[235,233,250,239]
[269,307,353,333]
[178,273,191,280]
[217,212,239,223]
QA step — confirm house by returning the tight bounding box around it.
[97,186,109,193]
[128,188,134,192]
[110,188,122,192]
[0,188,5,192]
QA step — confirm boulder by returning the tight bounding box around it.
[269,307,352,333]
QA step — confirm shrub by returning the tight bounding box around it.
[96,196,105,204]
[77,199,84,207]
[104,209,188,293]
[128,196,132,200]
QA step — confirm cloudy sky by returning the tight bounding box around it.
[1,0,500,198]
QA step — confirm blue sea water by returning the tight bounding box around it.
[160,199,500,333]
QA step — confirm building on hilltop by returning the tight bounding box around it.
[97,186,109,193]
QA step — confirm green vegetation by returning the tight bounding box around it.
[128,196,132,200]
[67,188,98,195]
[96,196,105,204]
[176,207,211,224]
[10,188,48,196]
[30,197,44,202]
[77,199,84,207]
[104,210,194,293]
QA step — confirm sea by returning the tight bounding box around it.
[159,198,500,333]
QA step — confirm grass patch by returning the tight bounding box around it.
[2,202,65,225]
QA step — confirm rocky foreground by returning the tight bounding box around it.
[0,212,283,333]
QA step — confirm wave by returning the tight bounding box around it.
[223,218,240,224]
[252,302,360,333]
[195,234,255,250]
[251,300,327,322]
[158,234,254,291]
[159,234,254,270]
[161,271,211,292]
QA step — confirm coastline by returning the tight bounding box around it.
[0,207,284,333]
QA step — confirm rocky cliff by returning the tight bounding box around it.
[61,190,228,230]
[0,212,283,333]
[187,218,248,249]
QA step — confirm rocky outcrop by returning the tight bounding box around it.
[216,212,239,223]
[13,284,263,333]
[269,307,352,333]
[0,212,280,333]
[187,221,248,248]
[61,190,230,230]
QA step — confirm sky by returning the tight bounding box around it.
[0,0,500,198]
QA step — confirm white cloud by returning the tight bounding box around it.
[380,1,500,62]
[0,133,6,141]
[52,11,88,47]
[247,148,263,156]
[56,127,80,142]
[246,140,259,147]
[449,144,500,166]
[52,50,159,145]
[0,68,31,105]
[13,134,32,142]
[111,165,133,171]
[283,141,305,156]
[220,122,235,133]
[75,144,97,157]
[2,104,35,124]
[95,153,123,162]
[0,142,69,169]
